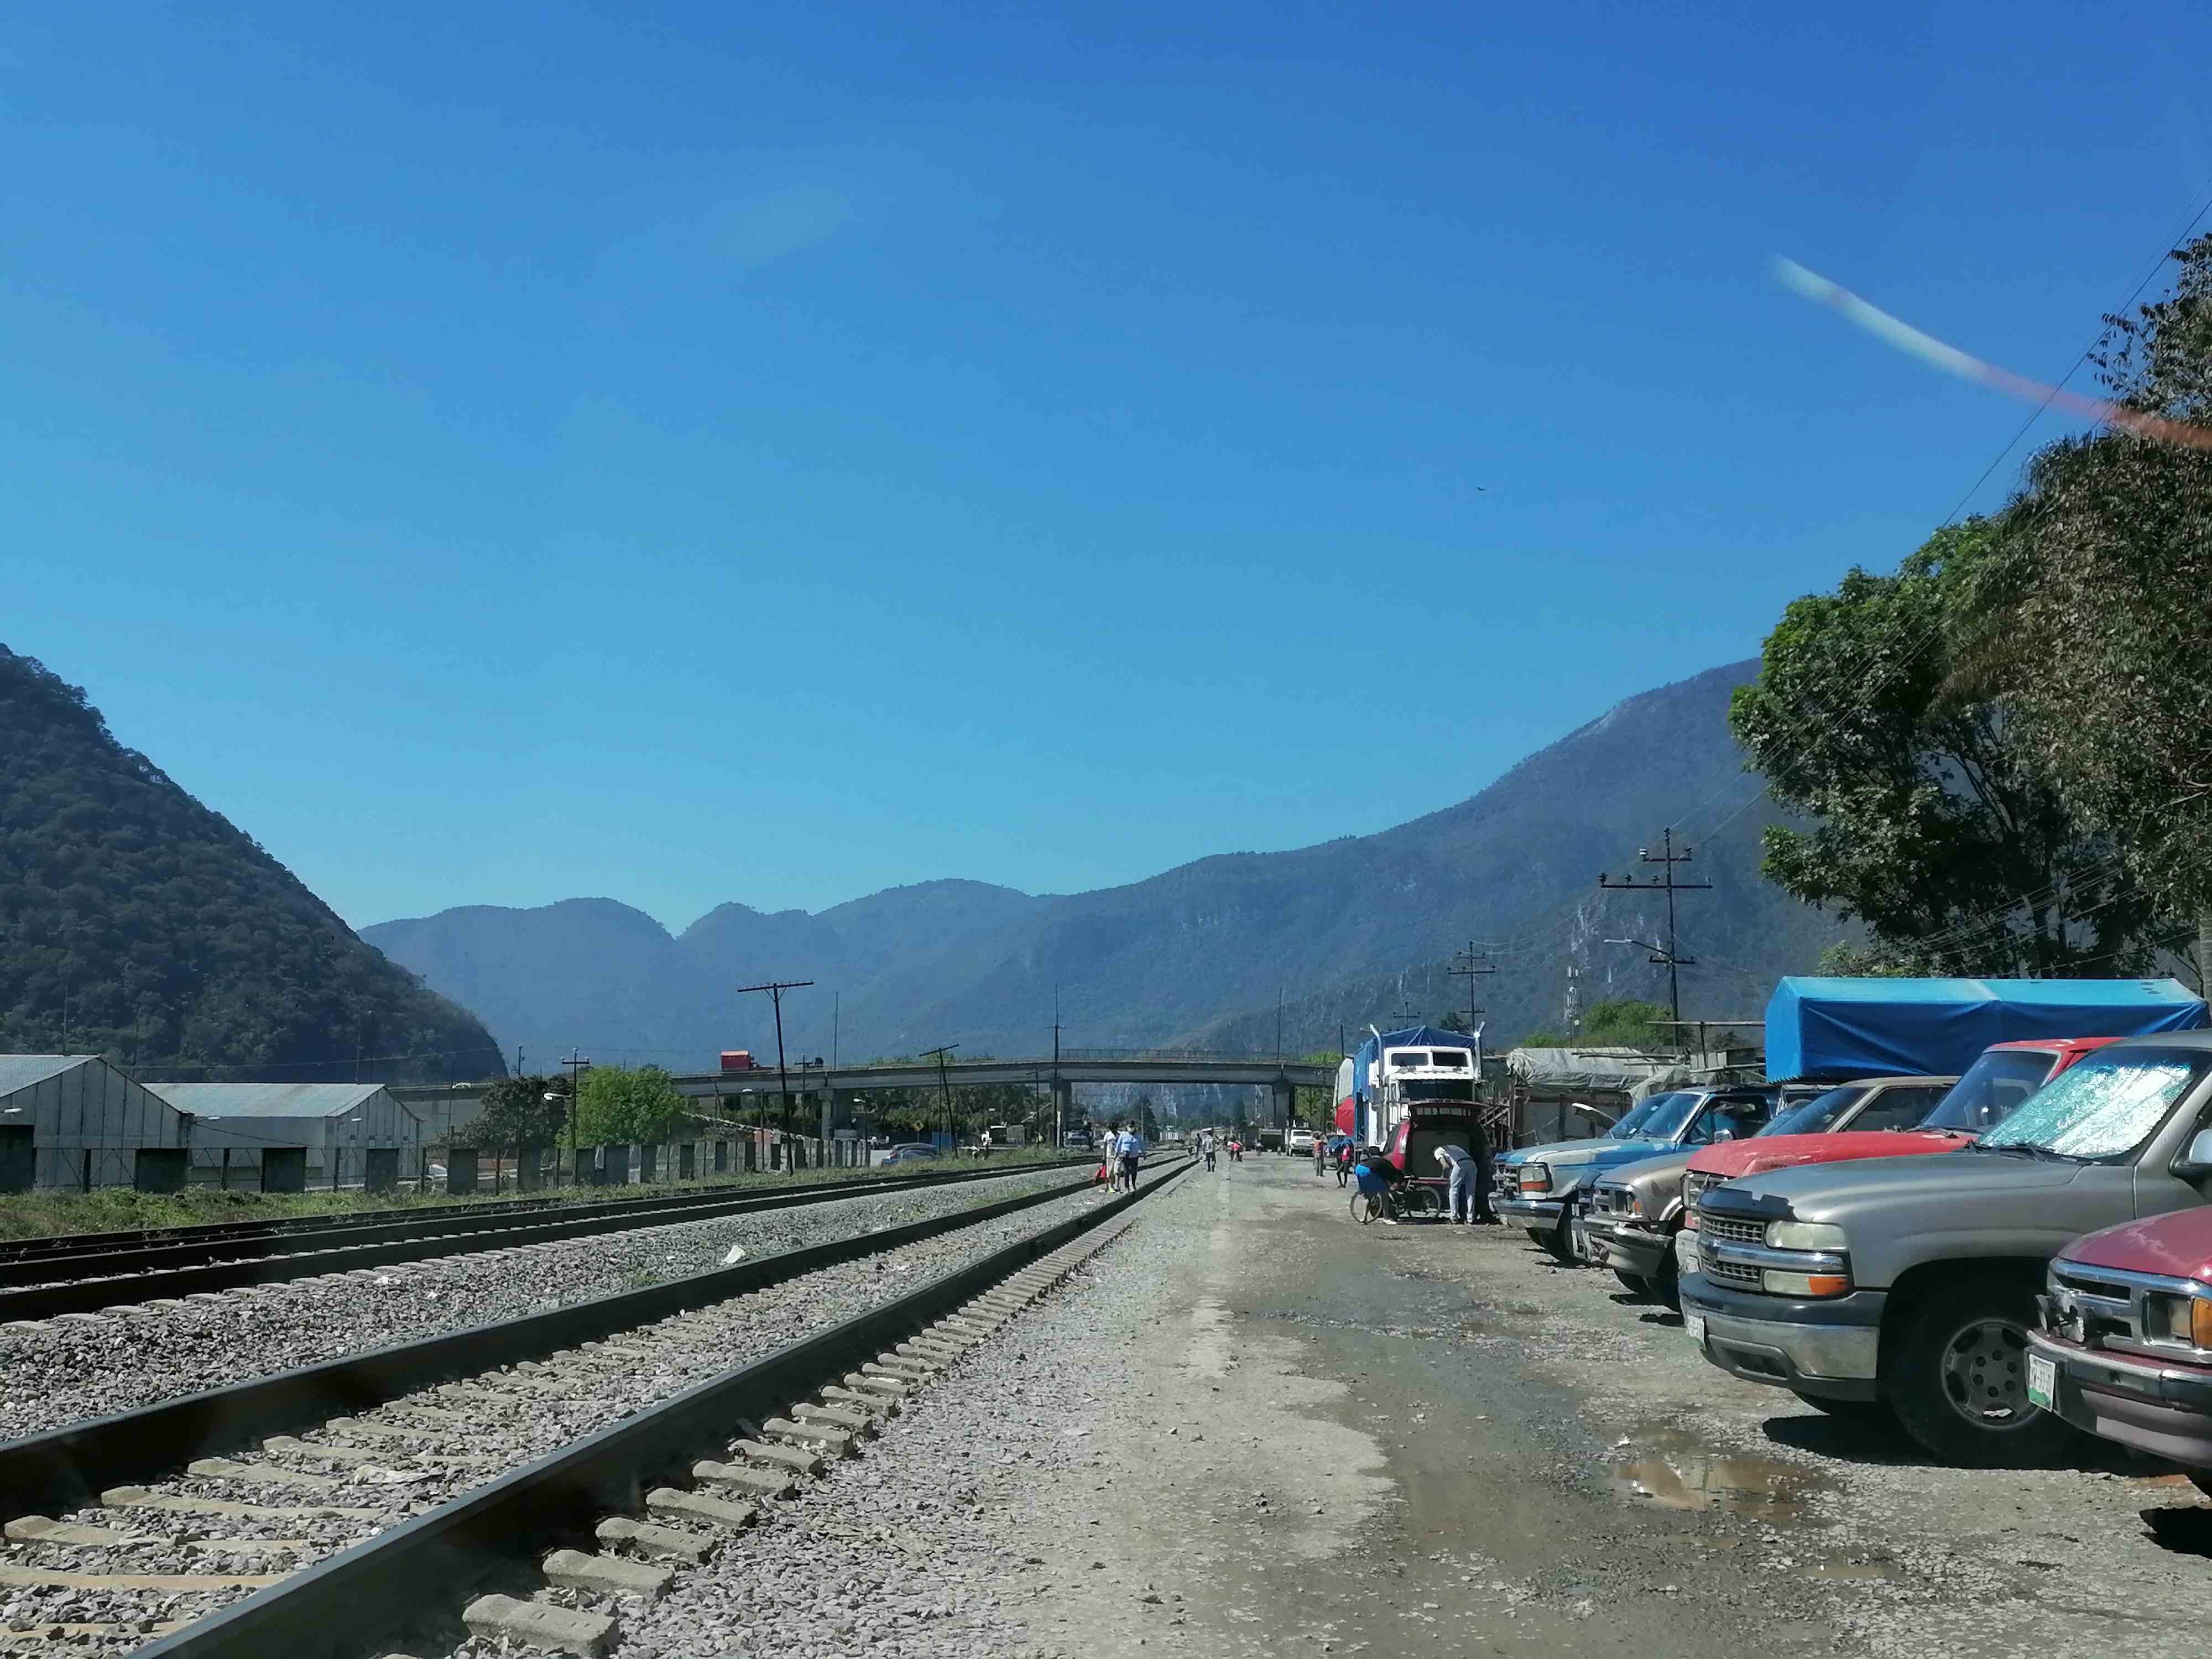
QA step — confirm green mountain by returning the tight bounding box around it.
[0,646,504,1082]
[367,660,1846,1067]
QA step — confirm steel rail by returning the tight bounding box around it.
[129,1157,1188,1659]
[0,1154,1088,1276]
[0,1159,1091,1320]
[0,1157,1153,1519]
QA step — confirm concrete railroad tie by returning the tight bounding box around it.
[763,1417,858,1457]
[541,1547,675,1599]
[644,1488,757,1531]
[693,1459,797,1500]
[464,1593,618,1659]
[596,1516,718,1565]
[735,1437,827,1475]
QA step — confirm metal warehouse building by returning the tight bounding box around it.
[0,1055,194,1192]
[148,1082,425,1192]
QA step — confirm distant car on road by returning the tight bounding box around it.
[1287,1129,1316,1155]
[881,1143,942,1165]
[1063,1129,1094,1150]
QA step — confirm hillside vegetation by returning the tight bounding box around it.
[0,646,503,1081]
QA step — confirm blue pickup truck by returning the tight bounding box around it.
[1494,1088,1772,1261]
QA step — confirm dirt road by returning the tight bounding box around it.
[931,1152,2212,1658]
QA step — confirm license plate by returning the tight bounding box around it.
[2027,1351,2055,1411]
[1685,1312,1707,1349]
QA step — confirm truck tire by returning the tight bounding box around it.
[1884,1275,2077,1465]
[1538,1209,1577,1263]
[1789,1390,1897,1434]
[1613,1269,1651,1295]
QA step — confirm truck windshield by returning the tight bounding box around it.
[1605,1095,1675,1139]
[1759,1085,1863,1138]
[1639,1092,1704,1142]
[1918,1049,2056,1133]
[1976,1051,2210,1161]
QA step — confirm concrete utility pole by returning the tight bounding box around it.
[1052,985,1063,1150]
[1599,827,1711,1034]
[737,980,814,1147]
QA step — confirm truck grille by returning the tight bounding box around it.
[1700,1215,1765,1248]
[1592,1186,1632,1215]
[1703,1254,1762,1288]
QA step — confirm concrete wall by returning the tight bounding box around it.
[1,1058,190,1191]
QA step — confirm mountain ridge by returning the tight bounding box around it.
[364,658,1847,1068]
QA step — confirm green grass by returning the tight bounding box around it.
[0,1147,1078,1243]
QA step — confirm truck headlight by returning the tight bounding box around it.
[1521,1163,1550,1193]
[1762,1269,1851,1297]
[2144,1291,2212,1349]
[1766,1221,1847,1251]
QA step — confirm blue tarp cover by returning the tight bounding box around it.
[1765,977,2209,1082]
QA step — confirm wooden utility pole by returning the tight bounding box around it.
[1599,827,1711,1032]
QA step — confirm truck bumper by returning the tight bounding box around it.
[1679,1275,1886,1401]
[2029,1331,2212,1468]
[1601,1223,1674,1280]
[1496,1197,1563,1228]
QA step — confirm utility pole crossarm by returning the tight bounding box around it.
[1597,827,1710,1039]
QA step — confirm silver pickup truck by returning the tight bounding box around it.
[1681,1033,2212,1464]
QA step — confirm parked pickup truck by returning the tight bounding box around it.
[1589,1075,1953,1309]
[1496,1088,1768,1262]
[1683,1033,2212,1464]
[1671,1040,2116,1287]
[2030,1202,2212,1494]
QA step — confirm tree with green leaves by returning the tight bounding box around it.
[573,1065,687,1146]
[1729,522,2151,977]
[457,1074,571,1150]
[1983,233,2212,987]
[1519,997,1672,1049]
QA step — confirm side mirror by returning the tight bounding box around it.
[2175,1126,2212,1180]
[1712,1129,1735,1144]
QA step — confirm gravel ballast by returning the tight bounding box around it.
[0,1174,1135,1653]
[0,1166,1081,1441]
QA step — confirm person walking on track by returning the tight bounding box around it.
[1115,1123,1143,1192]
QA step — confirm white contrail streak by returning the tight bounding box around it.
[1773,256,2212,453]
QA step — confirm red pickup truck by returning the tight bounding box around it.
[2032,1202,2212,1490]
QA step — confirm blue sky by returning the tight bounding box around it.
[9,1,2209,931]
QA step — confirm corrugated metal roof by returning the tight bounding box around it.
[0,1055,101,1096]
[150,1082,394,1120]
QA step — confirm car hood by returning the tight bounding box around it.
[1704,1147,2091,1226]
[1532,1138,1673,1172]
[1596,1150,1695,1193]
[2061,1209,2212,1285]
[1687,1129,1974,1179]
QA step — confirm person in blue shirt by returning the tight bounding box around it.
[1115,1125,1142,1191]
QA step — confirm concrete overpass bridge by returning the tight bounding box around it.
[394,1052,1333,1146]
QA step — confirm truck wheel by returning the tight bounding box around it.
[1885,1276,2078,1465]
[1524,1228,1547,1245]
[1652,1252,1682,1312]
[1613,1269,1651,1295]
[1789,1390,1897,1433]
[1538,1211,1577,1262]
[2190,1471,2212,1502]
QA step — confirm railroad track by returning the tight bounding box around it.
[0,1157,1089,1322]
[0,1156,1184,1656]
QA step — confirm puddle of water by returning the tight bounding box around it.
[1609,1426,1831,1522]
